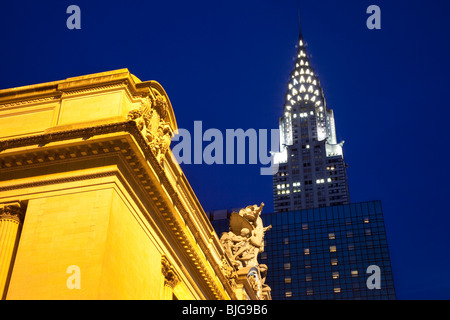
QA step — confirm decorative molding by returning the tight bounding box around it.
[60,82,126,96]
[0,202,25,223]
[161,255,180,289]
[0,96,60,110]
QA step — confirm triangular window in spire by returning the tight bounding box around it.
[300,85,306,93]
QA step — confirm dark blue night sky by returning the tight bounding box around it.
[1,0,449,299]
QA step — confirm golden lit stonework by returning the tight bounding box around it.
[0,69,268,300]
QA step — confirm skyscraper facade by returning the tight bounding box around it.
[259,201,396,300]
[273,30,350,212]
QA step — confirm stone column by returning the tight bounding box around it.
[0,202,25,299]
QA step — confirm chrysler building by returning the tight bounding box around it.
[272,27,350,212]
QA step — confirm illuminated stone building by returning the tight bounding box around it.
[272,28,350,212]
[0,69,268,300]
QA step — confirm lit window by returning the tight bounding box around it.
[302,223,309,230]
[351,270,359,277]
[334,288,341,293]
[332,272,339,279]
[327,178,332,183]
[305,275,312,282]
[304,248,310,255]
[285,291,293,298]
[364,217,370,223]
[331,258,338,266]
[284,263,291,270]
[300,76,305,83]
[329,246,337,253]
[300,85,306,93]
[328,233,335,240]
[285,277,292,284]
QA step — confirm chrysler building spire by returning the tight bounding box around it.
[272,23,350,212]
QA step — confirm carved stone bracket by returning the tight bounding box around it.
[127,94,173,163]
[161,255,180,289]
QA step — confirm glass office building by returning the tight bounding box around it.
[210,200,396,300]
